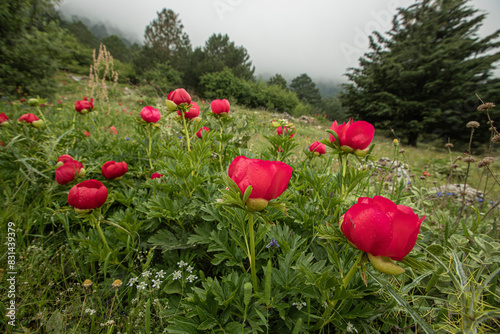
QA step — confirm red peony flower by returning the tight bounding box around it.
[19,113,39,123]
[0,112,9,124]
[196,127,210,138]
[102,161,128,179]
[56,154,75,167]
[75,98,94,113]
[19,113,43,127]
[211,99,230,115]
[309,141,326,155]
[176,102,200,120]
[276,126,294,139]
[68,179,108,211]
[340,196,425,262]
[167,88,191,106]
[228,156,293,211]
[56,160,84,185]
[151,173,163,180]
[329,119,374,156]
[140,106,161,123]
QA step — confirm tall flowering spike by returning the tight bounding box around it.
[68,179,108,211]
[309,141,326,155]
[102,161,128,179]
[75,98,94,113]
[167,88,191,106]
[211,99,230,115]
[177,102,200,120]
[330,119,374,156]
[340,196,425,263]
[140,106,161,123]
[228,156,293,211]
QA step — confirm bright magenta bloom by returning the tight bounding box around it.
[151,173,163,180]
[75,98,94,113]
[228,156,293,211]
[177,102,200,120]
[140,106,161,123]
[329,119,374,156]
[196,127,210,138]
[56,160,84,185]
[102,161,128,179]
[211,99,230,115]
[0,112,9,123]
[309,141,326,155]
[167,88,191,106]
[277,126,294,139]
[340,196,425,261]
[18,113,39,123]
[68,179,108,210]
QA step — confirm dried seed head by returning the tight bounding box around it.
[419,176,426,180]
[451,164,460,169]
[410,174,415,178]
[477,157,494,168]
[463,156,477,163]
[112,279,122,289]
[432,181,437,185]
[445,143,454,148]
[82,279,93,288]
[457,156,462,160]
[466,121,480,128]
[477,102,496,111]
[492,134,500,143]
[399,149,406,154]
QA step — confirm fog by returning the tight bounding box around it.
[58,0,500,83]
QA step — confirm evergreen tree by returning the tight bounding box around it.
[340,0,500,146]
[144,8,191,65]
[268,74,288,90]
[290,73,322,105]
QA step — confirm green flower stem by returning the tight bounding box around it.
[342,253,363,289]
[95,220,111,254]
[147,125,153,169]
[247,212,259,292]
[181,114,191,152]
[340,153,348,200]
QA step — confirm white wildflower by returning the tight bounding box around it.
[142,271,152,278]
[152,279,162,289]
[186,274,198,283]
[127,277,138,287]
[85,308,96,316]
[346,322,358,333]
[172,270,182,280]
[137,282,147,290]
[156,270,165,278]
[186,265,194,273]
[177,260,187,268]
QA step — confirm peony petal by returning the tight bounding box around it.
[343,121,375,150]
[382,209,424,261]
[342,203,393,255]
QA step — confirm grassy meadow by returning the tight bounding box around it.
[0,71,499,333]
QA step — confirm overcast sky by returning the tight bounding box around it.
[58,0,500,83]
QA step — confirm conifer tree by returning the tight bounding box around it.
[340,0,500,146]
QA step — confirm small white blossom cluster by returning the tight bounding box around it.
[100,320,115,326]
[127,269,167,292]
[84,308,96,316]
[346,322,358,333]
[173,261,198,283]
[292,301,307,311]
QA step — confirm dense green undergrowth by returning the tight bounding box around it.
[0,73,499,333]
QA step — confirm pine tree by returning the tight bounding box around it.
[340,0,500,146]
[144,8,191,64]
[290,73,322,106]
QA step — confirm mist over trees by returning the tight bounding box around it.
[340,0,500,146]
